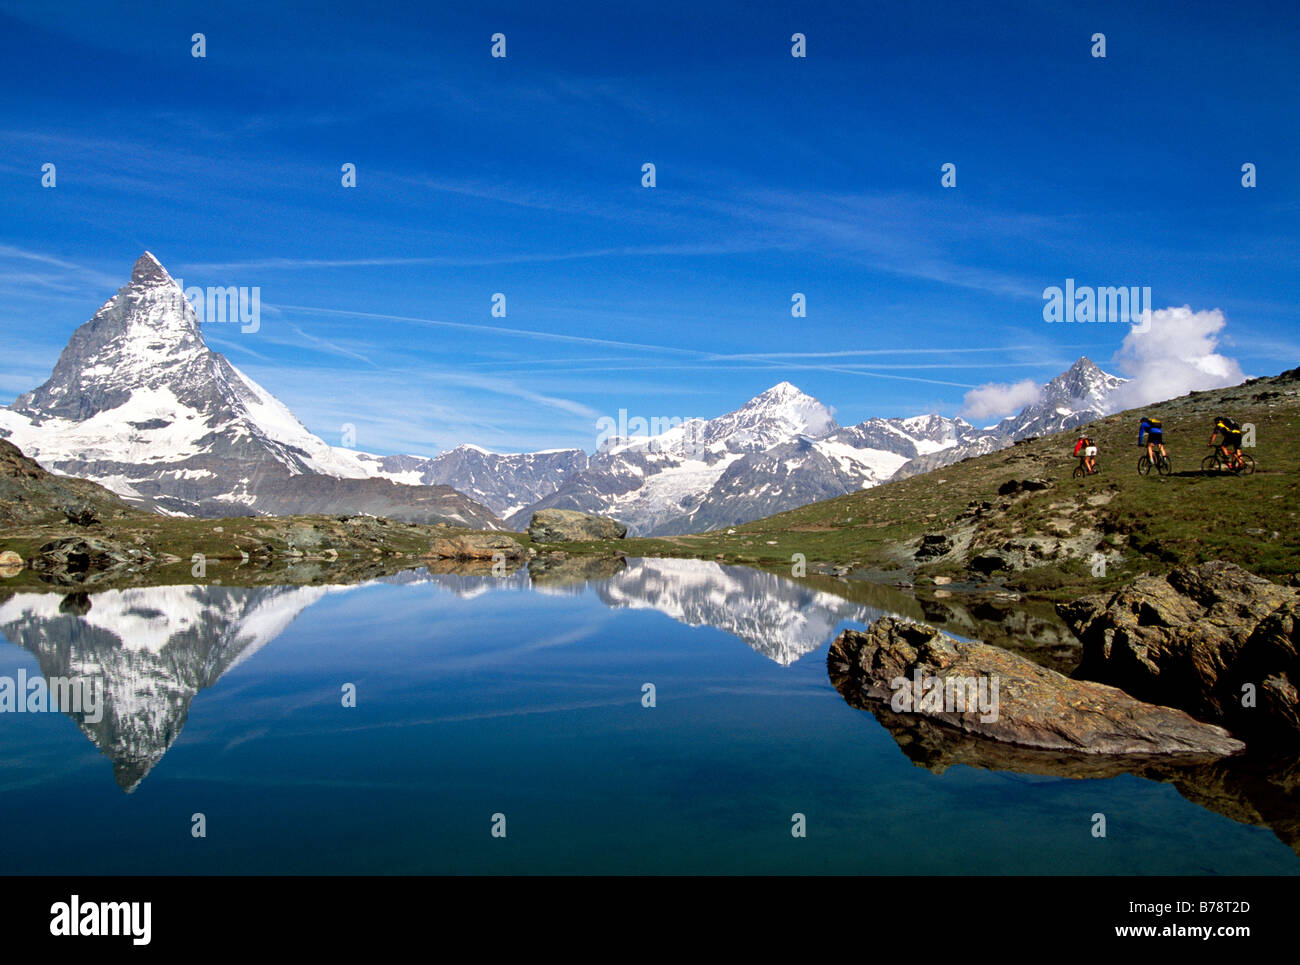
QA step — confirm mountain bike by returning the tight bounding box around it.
[1137,448,1172,476]
[1200,446,1255,476]
[1072,458,1099,478]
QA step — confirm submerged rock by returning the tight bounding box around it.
[1060,561,1300,746]
[527,509,627,543]
[828,617,1243,756]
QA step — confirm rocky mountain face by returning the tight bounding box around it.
[0,254,501,528]
[993,356,1127,439]
[357,444,589,519]
[505,383,991,535]
[499,365,1121,536]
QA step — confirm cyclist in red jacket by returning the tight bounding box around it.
[1073,433,1097,474]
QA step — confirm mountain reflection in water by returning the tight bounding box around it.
[0,558,906,791]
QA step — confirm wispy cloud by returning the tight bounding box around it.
[272,304,705,356]
[182,241,772,273]
[0,243,121,290]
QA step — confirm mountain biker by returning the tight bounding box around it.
[1073,433,1098,475]
[1209,416,1244,470]
[1138,416,1167,466]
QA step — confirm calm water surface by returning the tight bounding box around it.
[0,558,1295,874]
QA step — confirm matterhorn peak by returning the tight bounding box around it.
[5,252,207,423]
[131,251,175,287]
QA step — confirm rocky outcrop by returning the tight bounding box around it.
[914,533,953,560]
[1060,561,1300,746]
[997,477,1052,496]
[32,536,154,583]
[423,533,526,561]
[63,504,101,526]
[0,550,22,577]
[828,617,1243,756]
[0,439,137,527]
[527,509,627,543]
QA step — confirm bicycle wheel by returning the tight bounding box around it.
[1201,453,1221,476]
[1073,464,1084,479]
[1137,455,1152,476]
[1158,455,1172,475]
[1238,453,1255,475]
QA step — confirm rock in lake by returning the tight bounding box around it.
[31,536,153,584]
[828,617,1243,756]
[1060,561,1300,746]
[424,533,526,561]
[527,509,627,543]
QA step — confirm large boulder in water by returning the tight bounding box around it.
[828,617,1243,757]
[527,509,627,543]
[424,533,526,561]
[1059,561,1300,746]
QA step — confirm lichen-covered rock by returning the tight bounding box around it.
[828,617,1243,757]
[423,533,526,561]
[1060,561,1300,745]
[527,509,627,543]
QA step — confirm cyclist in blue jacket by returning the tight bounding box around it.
[1138,416,1166,466]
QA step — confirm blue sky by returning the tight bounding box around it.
[1,0,1297,455]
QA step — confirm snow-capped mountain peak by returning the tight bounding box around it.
[706,382,839,449]
[1043,356,1125,406]
[0,253,501,526]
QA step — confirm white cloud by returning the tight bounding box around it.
[1108,306,1245,411]
[960,378,1042,421]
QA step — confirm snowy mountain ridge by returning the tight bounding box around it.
[1,253,1128,534]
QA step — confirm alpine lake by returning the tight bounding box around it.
[1,557,1296,874]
